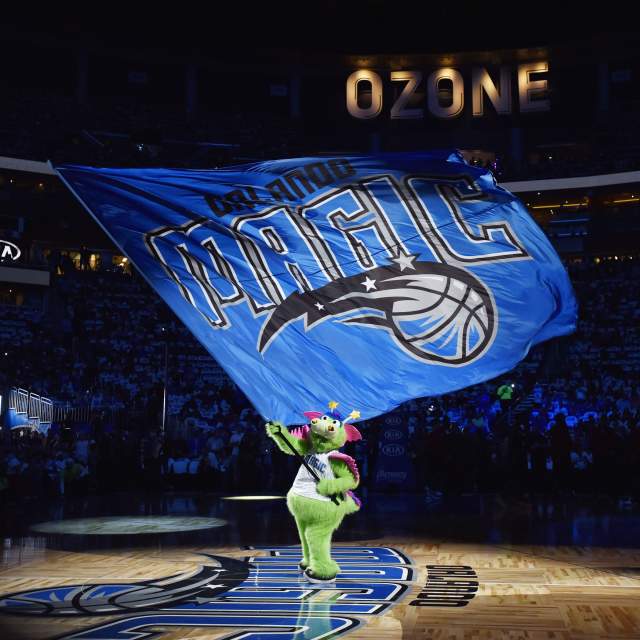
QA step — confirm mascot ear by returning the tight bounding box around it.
[303,411,322,420]
[344,424,362,442]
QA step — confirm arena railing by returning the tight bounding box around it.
[1,155,640,195]
[6,387,52,430]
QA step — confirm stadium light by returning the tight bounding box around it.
[531,202,585,209]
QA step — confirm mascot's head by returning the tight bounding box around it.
[292,401,362,453]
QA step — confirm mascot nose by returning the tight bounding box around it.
[328,425,334,432]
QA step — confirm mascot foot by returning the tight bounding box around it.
[304,567,337,584]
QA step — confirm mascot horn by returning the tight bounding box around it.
[265,401,362,583]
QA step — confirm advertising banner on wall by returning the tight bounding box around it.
[374,411,415,489]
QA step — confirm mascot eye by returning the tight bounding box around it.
[311,419,318,424]
[333,420,338,426]
[322,415,329,420]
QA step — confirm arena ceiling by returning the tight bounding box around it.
[1,2,634,57]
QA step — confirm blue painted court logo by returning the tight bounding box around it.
[0,546,414,639]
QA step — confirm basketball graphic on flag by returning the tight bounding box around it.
[259,260,496,366]
[384,269,495,364]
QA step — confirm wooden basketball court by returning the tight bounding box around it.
[1,535,639,639]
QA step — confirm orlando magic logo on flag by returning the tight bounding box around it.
[55,151,577,424]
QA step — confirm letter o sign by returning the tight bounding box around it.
[346,70,383,119]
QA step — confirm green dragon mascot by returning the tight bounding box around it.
[265,401,362,583]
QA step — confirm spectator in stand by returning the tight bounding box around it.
[497,381,514,414]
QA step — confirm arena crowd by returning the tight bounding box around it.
[0,254,638,503]
[2,90,640,181]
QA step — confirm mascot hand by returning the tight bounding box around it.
[265,421,284,439]
[316,479,340,497]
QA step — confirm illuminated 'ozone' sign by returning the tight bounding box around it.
[0,239,21,261]
[346,62,549,119]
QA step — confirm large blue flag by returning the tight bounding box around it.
[56,151,577,424]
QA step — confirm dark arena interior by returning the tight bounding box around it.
[1,5,639,639]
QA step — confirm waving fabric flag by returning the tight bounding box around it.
[56,151,577,424]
